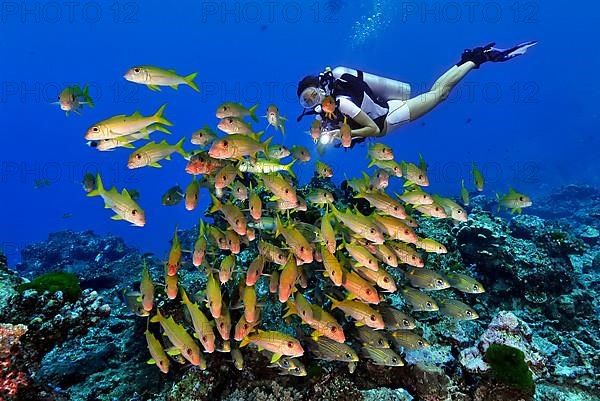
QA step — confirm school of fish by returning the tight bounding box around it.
[72,65,531,375]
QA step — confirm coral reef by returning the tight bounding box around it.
[0,183,598,400]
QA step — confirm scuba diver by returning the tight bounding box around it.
[297,41,537,148]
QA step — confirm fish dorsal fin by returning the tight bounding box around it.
[132,111,142,117]
[122,188,131,199]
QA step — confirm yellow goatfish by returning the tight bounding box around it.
[239,330,304,363]
[87,173,145,226]
[181,289,216,353]
[85,104,173,140]
[150,309,201,366]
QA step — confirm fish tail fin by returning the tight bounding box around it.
[175,137,187,158]
[184,72,200,92]
[154,124,172,135]
[179,287,190,304]
[282,300,297,318]
[262,137,273,157]
[82,84,94,107]
[367,158,376,168]
[284,159,297,179]
[209,193,222,214]
[154,103,174,126]
[248,104,259,122]
[239,336,250,348]
[87,173,104,197]
[325,294,340,310]
[274,214,283,238]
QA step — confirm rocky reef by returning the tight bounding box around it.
[0,184,598,401]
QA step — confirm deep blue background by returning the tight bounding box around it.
[1,0,597,263]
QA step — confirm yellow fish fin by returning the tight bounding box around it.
[147,358,156,365]
[270,353,282,363]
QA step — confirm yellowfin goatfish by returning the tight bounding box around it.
[180,289,216,353]
[140,262,154,312]
[305,189,334,206]
[330,204,384,244]
[192,222,207,267]
[415,202,448,219]
[216,102,259,122]
[145,329,170,373]
[387,242,424,267]
[353,264,397,293]
[341,269,380,304]
[415,237,447,254]
[209,134,272,160]
[128,138,186,169]
[217,117,255,135]
[92,124,171,151]
[191,125,218,147]
[261,173,297,205]
[344,241,380,272]
[368,159,402,177]
[315,161,333,178]
[446,272,485,294]
[246,255,265,286]
[214,164,242,189]
[265,104,286,134]
[267,144,291,159]
[496,188,532,214]
[355,191,407,219]
[239,330,304,363]
[164,265,178,300]
[401,161,429,186]
[209,194,247,235]
[432,195,468,222]
[471,162,484,191]
[275,216,313,263]
[185,177,200,211]
[167,226,181,276]
[461,179,470,206]
[327,295,385,329]
[368,143,394,161]
[215,307,231,340]
[438,299,479,320]
[55,84,94,116]
[124,65,199,92]
[85,104,173,140]
[206,271,223,319]
[150,309,202,366]
[320,213,337,254]
[291,145,311,162]
[87,173,145,226]
[278,254,299,303]
[397,188,433,205]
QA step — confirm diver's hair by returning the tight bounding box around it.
[297,75,320,97]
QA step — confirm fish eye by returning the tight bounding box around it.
[418,340,424,347]
[411,256,416,260]
[132,209,137,215]
[473,285,479,291]
[519,196,524,201]
[404,230,409,235]
[57,96,60,100]
[418,175,423,180]
[370,229,375,234]
[331,326,337,332]
[284,189,289,194]
[202,336,207,342]
[219,322,225,328]
[158,360,163,366]
[365,289,372,295]
[402,319,410,326]
[466,310,473,317]
[227,118,233,123]
[370,314,376,321]
[223,106,228,111]
[378,339,384,345]
[391,357,398,363]
[293,367,300,373]
[187,348,192,355]
[383,277,389,283]
[426,302,432,308]
[287,341,294,348]
[134,68,140,73]
[136,154,142,159]
[243,323,249,329]
[235,219,240,225]
[393,206,398,211]
[222,140,228,147]
[436,279,444,286]
[345,352,352,359]
[92,127,99,132]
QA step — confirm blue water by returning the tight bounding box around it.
[1,0,597,263]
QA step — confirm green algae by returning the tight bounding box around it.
[485,344,534,391]
[18,272,81,302]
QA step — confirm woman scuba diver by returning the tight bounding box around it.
[297,41,537,148]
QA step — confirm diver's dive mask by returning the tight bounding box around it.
[299,87,326,109]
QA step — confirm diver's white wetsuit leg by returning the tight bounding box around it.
[405,61,476,121]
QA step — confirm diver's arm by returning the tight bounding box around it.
[350,110,382,138]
